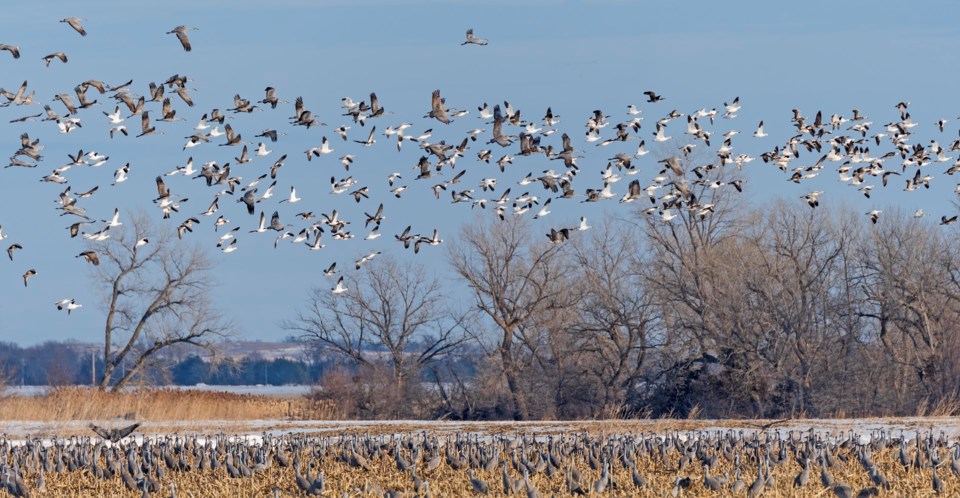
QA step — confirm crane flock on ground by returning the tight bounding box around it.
[1,20,958,317]
[0,426,956,496]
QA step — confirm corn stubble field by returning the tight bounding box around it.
[1,389,957,497]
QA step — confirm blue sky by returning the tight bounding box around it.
[1,0,959,345]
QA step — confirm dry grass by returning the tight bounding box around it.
[915,392,960,418]
[0,387,336,422]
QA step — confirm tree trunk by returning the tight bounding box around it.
[499,329,529,420]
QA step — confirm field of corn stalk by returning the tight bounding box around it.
[0,421,957,497]
[0,390,958,496]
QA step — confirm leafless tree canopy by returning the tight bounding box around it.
[248,149,960,420]
[447,216,573,420]
[424,198,960,420]
[90,212,228,391]
[568,220,659,415]
[263,149,960,420]
[286,257,469,418]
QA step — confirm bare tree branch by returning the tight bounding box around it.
[87,211,229,391]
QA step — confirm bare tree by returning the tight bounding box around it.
[854,210,960,409]
[639,153,753,415]
[641,151,746,353]
[89,212,228,391]
[286,257,469,394]
[447,215,569,420]
[569,219,659,415]
[505,273,581,418]
[736,201,855,416]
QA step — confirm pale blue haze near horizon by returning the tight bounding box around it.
[1,0,958,345]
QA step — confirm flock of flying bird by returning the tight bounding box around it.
[2,19,959,320]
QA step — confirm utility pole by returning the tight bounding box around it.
[91,350,96,386]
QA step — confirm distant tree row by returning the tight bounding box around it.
[0,343,319,387]
[0,341,479,390]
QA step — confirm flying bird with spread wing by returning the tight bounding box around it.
[89,422,141,442]
[167,25,197,52]
[60,17,87,36]
[427,89,452,125]
[0,44,20,59]
[461,28,488,46]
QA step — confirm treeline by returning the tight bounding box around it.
[8,191,960,422]
[170,355,318,385]
[287,189,960,421]
[0,341,479,388]
[0,342,324,387]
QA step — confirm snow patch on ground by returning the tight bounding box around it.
[1,417,958,443]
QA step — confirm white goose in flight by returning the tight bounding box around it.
[355,251,381,270]
[55,298,82,314]
[461,28,488,46]
[332,276,347,295]
[219,238,237,253]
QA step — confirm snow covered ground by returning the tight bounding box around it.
[3,385,957,442]
[1,417,958,442]
[2,384,313,397]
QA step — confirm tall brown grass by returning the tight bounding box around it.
[913,391,960,418]
[0,387,336,421]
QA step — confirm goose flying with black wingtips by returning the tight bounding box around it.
[461,28,488,46]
